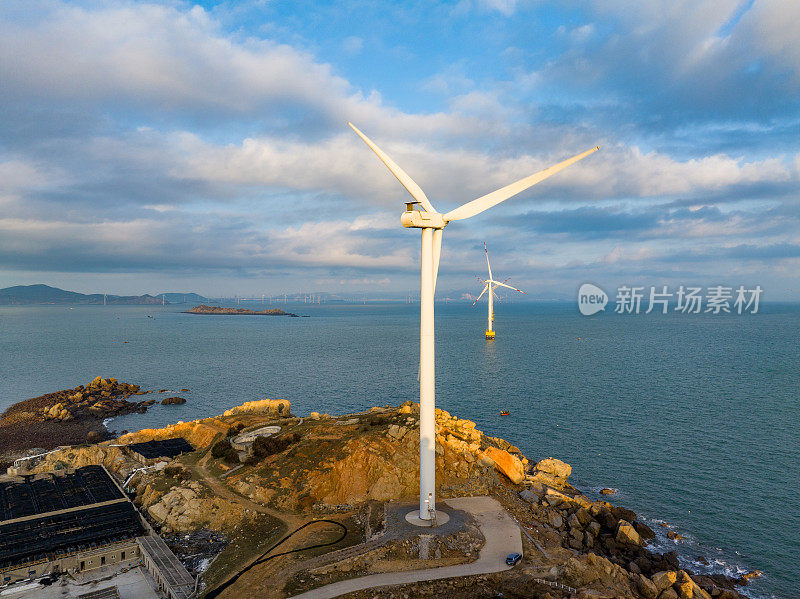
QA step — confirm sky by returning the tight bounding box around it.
[0,0,798,300]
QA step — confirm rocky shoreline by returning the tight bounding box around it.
[3,389,763,598]
[184,304,299,317]
[0,377,160,464]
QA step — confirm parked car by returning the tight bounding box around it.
[505,552,522,566]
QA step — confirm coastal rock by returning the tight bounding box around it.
[616,520,643,546]
[387,424,407,440]
[223,398,291,417]
[672,571,712,599]
[559,553,631,591]
[634,520,657,540]
[483,446,525,484]
[29,445,139,481]
[660,589,679,599]
[534,457,572,479]
[652,571,678,593]
[637,574,659,599]
[161,396,187,405]
[600,488,616,495]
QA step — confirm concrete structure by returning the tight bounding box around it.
[230,425,281,452]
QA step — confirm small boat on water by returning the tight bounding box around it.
[500,410,510,416]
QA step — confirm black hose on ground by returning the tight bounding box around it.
[204,519,347,598]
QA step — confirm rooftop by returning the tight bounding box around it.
[0,465,123,521]
[0,501,145,569]
[126,438,194,460]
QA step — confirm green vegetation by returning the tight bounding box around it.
[211,439,240,464]
[246,433,301,464]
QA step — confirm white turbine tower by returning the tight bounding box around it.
[349,122,598,521]
[473,243,525,339]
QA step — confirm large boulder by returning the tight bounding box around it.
[484,446,525,484]
[616,520,643,546]
[637,574,658,599]
[652,571,678,593]
[674,571,712,599]
[534,457,572,479]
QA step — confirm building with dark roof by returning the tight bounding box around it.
[0,465,193,598]
[0,466,144,585]
[126,438,194,462]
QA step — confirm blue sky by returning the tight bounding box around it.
[0,0,798,299]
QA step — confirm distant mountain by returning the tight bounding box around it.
[155,292,207,304]
[0,284,167,305]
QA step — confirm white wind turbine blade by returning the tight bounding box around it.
[348,123,436,214]
[432,229,443,294]
[484,242,492,280]
[471,285,488,307]
[492,281,526,294]
[443,146,599,222]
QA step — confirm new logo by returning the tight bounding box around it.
[578,283,608,316]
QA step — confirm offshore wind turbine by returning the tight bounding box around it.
[473,243,525,339]
[349,122,598,521]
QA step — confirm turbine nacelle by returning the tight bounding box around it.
[401,209,446,229]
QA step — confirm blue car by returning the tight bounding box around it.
[505,552,522,566]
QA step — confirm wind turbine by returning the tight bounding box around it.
[473,243,525,339]
[349,122,598,521]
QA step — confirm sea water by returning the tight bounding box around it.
[0,302,797,598]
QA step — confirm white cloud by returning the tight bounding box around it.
[342,36,364,56]
[0,160,67,192]
[171,130,798,207]
[0,0,797,297]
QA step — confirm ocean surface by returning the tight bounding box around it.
[0,301,797,598]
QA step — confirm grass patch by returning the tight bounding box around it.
[201,513,286,593]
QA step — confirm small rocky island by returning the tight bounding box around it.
[184,304,299,317]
